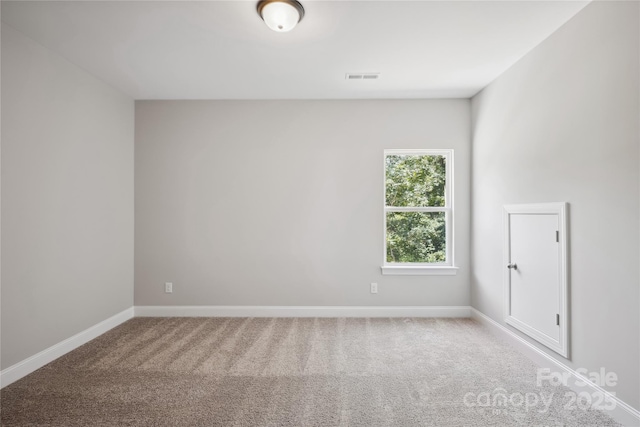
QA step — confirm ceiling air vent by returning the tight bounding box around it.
[346,73,380,80]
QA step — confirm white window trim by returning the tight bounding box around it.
[381,149,456,276]
[381,265,459,276]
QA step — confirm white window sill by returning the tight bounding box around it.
[380,266,459,276]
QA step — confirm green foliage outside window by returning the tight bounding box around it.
[385,155,447,263]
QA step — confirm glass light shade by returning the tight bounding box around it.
[261,2,301,32]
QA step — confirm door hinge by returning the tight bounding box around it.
[556,231,559,242]
[556,314,560,326]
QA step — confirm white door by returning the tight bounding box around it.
[504,203,568,357]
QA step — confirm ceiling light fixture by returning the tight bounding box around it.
[257,0,305,33]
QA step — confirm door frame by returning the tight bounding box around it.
[503,202,569,358]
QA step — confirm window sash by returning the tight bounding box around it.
[385,207,450,213]
[384,210,452,266]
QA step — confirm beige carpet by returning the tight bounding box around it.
[1,317,620,426]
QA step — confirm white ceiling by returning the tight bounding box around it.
[1,1,589,100]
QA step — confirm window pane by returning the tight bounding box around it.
[385,155,446,207]
[386,212,446,263]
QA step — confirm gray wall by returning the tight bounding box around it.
[471,1,639,410]
[1,25,134,369]
[135,100,470,307]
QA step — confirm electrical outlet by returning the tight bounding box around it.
[165,282,173,293]
[370,283,378,294]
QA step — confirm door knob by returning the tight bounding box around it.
[507,263,518,270]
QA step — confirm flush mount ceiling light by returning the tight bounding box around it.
[257,0,305,33]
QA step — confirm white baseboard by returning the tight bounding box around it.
[0,307,134,389]
[471,308,640,427]
[134,305,472,318]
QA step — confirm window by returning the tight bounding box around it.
[382,149,457,275]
